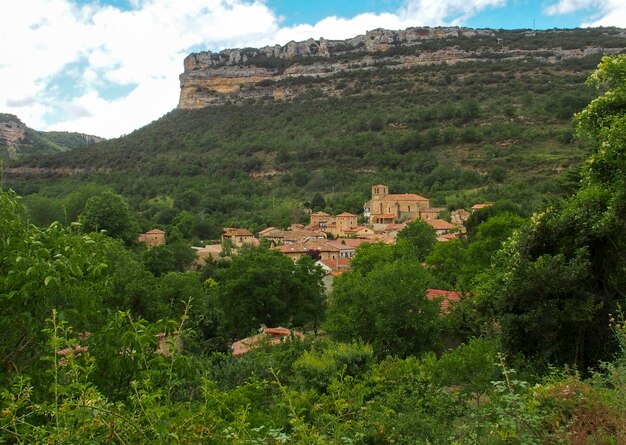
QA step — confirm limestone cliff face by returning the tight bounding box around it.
[0,115,26,159]
[0,113,105,159]
[178,26,626,109]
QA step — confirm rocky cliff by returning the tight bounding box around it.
[178,26,626,109]
[0,114,27,159]
[0,113,105,159]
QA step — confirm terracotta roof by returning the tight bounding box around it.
[337,257,351,269]
[471,203,494,210]
[278,244,309,254]
[387,193,429,201]
[426,289,463,314]
[231,327,302,355]
[336,212,358,218]
[326,240,355,251]
[383,223,407,232]
[145,228,165,234]
[258,227,277,236]
[343,226,369,233]
[311,211,330,216]
[318,257,351,272]
[427,219,455,230]
[343,238,370,248]
[438,233,459,240]
[196,244,223,253]
[223,228,253,237]
[303,239,340,252]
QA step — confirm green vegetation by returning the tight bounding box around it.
[0,113,102,159]
[0,51,625,443]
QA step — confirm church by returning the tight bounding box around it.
[364,184,436,224]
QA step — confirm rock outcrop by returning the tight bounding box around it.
[0,113,105,159]
[178,26,626,109]
[0,114,26,159]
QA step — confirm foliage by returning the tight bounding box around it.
[325,260,441,358]
[479,55,626,371]
[80,190,138,244]
[0,190,111,377]
[396,218,437,261]
[214,247,326,339]
[292,340,373,391]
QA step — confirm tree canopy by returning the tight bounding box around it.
[480,55,626,370]
[214,248,326,338]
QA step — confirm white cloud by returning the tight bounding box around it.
[2,0,507,138]
[544,0,626,27]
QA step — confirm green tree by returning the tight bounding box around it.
[311,193,326,212]
[424,238,468,289]
[396,218,437,261]
[214,247,325,338]
[480,55,626,370]
[23,194,64,227]
[62,184,112,224]
[434,337,500,405]
[81,191,138,244]
[463,212,525,284]
[0,190,111,375]
[325,261,440,358]
[349,242,400,275]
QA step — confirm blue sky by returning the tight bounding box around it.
[0,0,623,138]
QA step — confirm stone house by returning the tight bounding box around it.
[342,225,374,237]
[231,327,303,356]
[451,209,471,225]
[471,203,494,212]
[277,244,310,262]
[309,211,335,228]
[138,229,166,248]
[222,228,259,248]
[427,219,456,235]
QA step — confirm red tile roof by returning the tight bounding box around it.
[471,203,494,210]
[258,227,277,236]
[311,211,330,216]
[318,258,351,272]
[223,228,254,237]
[303,239,340,252]
[341,238,368,248]
[326,240,355,251]
[231,327,302,355]
[427,219,455,230]
[278,244,309,254]
[387,193,429,201]
[426,289,463,314]
[383,223,407,232]
[336,212,358,218]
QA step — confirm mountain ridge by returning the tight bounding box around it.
[179,26,626,109]
[0,113,105,160]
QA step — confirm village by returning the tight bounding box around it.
[138,184,491,276]
[137,184,490,353]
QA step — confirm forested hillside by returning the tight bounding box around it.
[0,113,104,160]
[6,28,626,237]
[0,54,625,444]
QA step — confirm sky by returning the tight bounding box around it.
[0,0,624,138]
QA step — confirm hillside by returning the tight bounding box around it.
[0,113,105,160]
[5,27,626,234]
